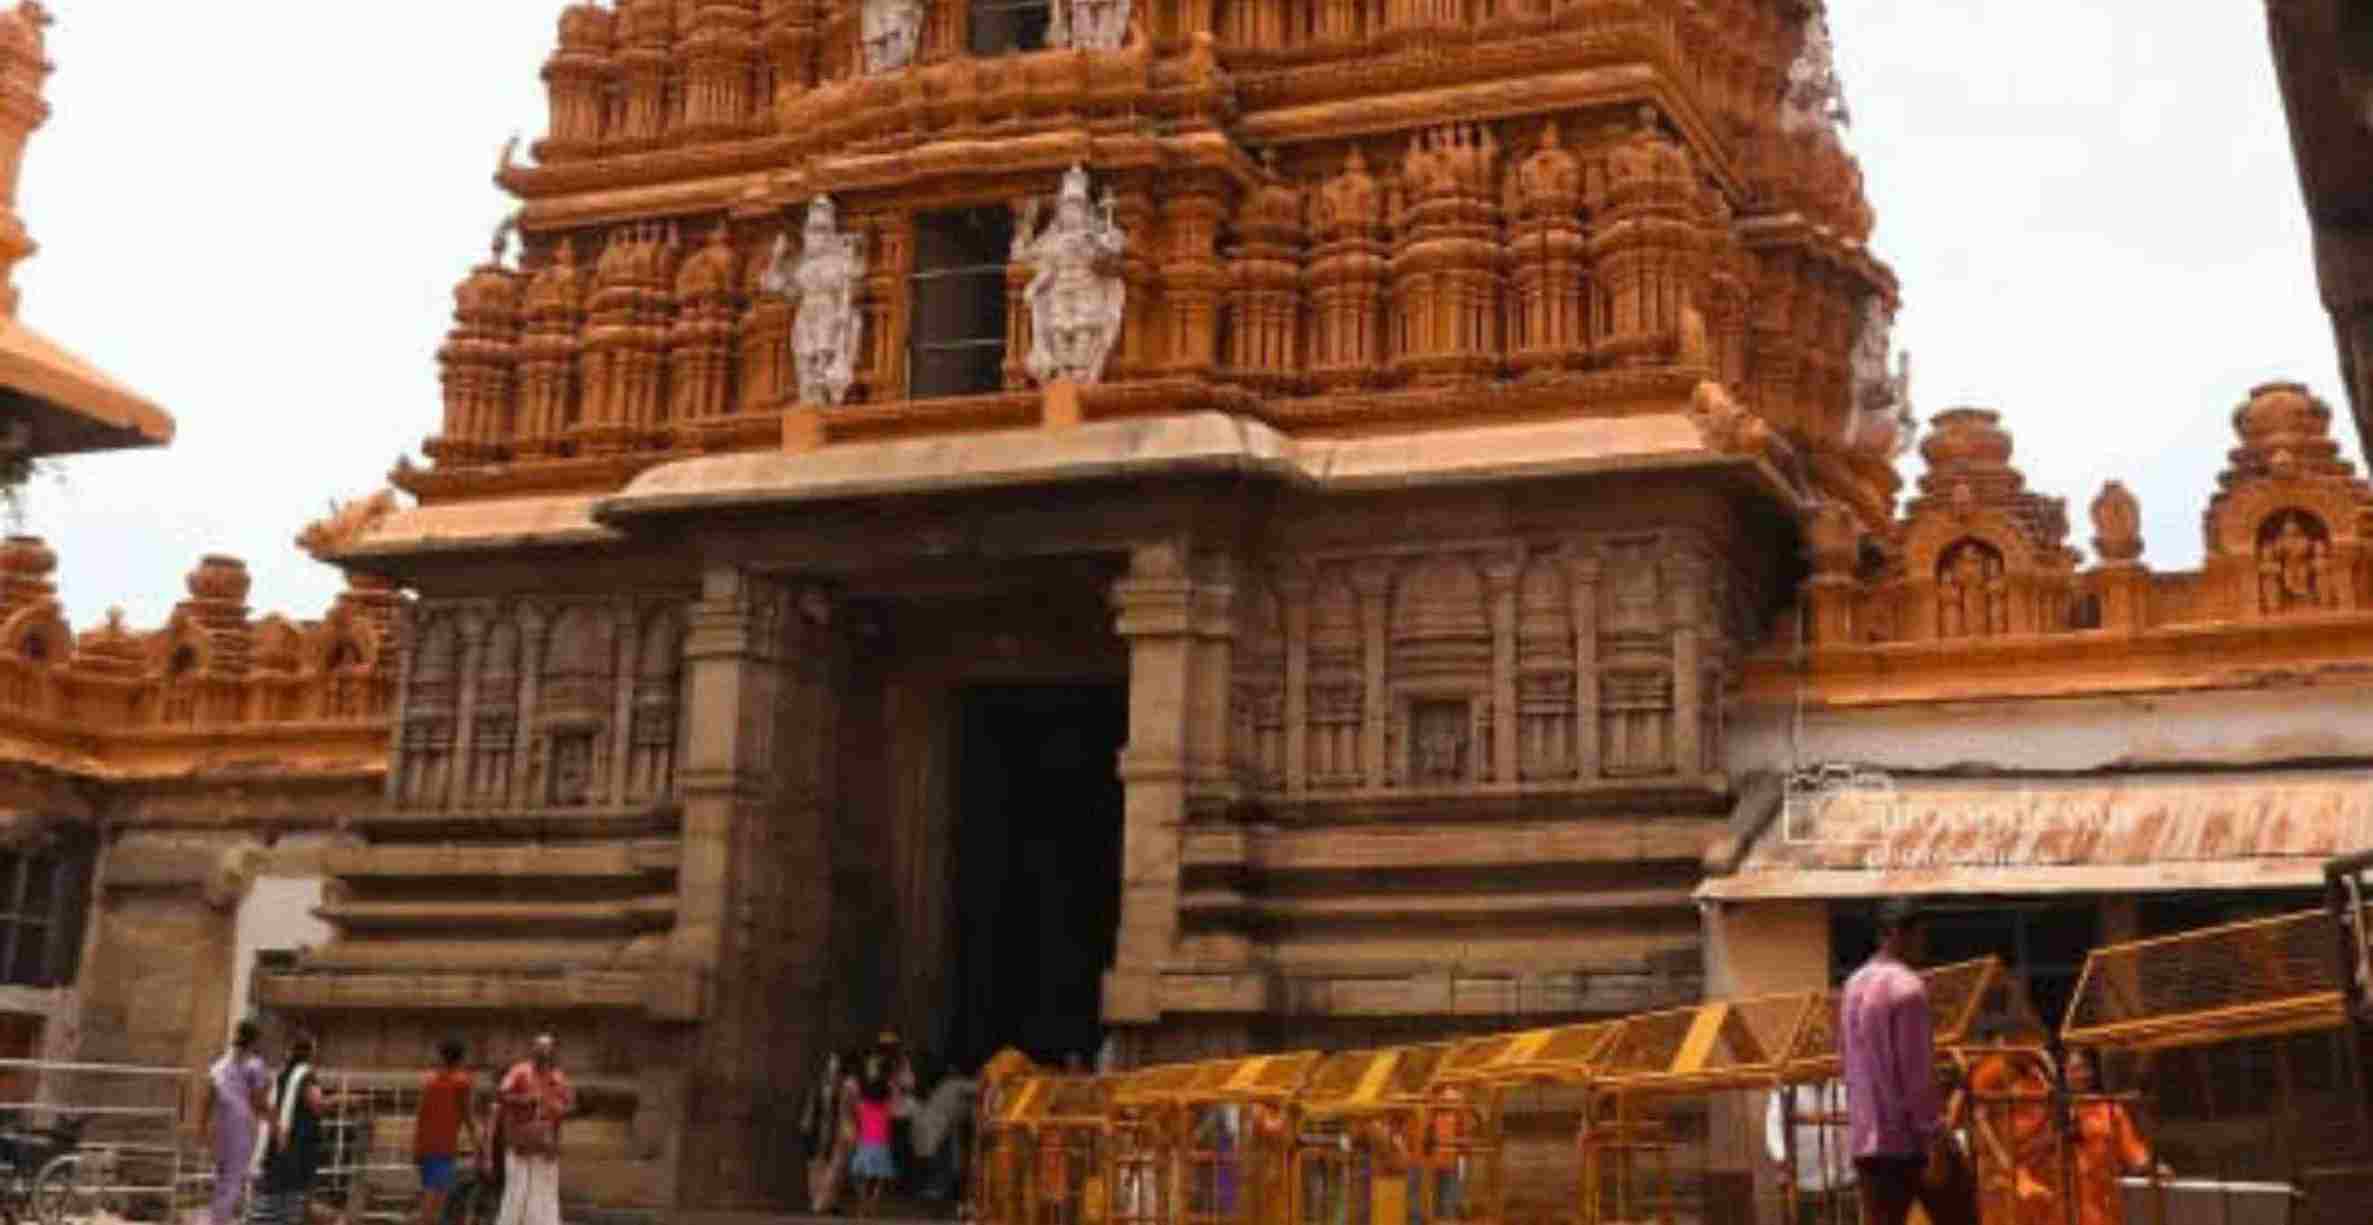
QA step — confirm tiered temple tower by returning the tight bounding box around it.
[288,0,1912,1210]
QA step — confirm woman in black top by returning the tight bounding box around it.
[258,1035,334,1225]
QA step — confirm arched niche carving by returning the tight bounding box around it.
[2254,509,2337,616]
[1390,553,1487,786]
[0,604,66,666]
[1933,536,2008,639]
[538,603,618,809]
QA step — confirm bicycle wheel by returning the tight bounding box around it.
[28,1155,91,1225]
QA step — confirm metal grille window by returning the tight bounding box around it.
[969,0,1052,56]
[0,844,91,989]
[909,207,1015,399]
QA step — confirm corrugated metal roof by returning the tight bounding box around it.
[1698,772,2371,901]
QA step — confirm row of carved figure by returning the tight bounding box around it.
[764,169,1124,405]
[438,131,1899,463]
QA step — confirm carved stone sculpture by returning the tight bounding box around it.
[860,0,923,73]
[1050,0,1131,51]
[2257,511,2333,614]
[1848,297,1915,458]
[297,490,400,560]
[763,196,868,407]
[1018,165,1127,386]
[1780,6,1850,135]
[2090,481,2143,563]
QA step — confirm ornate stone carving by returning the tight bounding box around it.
[1780,5,1850,136]
[297,490,399,561]
[2090,480,2143,564]
[1018,166,1127,386]
[1687,381,1771,457]
[2256,510,2335,615]
[1847,297,1915,459]
[1936,538,2008,638]
[859,0,922,73]
[1050,0,1131,52]
[1409,699,1469,783]
[764,196,867,408]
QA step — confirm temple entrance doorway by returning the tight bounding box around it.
[945,682,1127,1071]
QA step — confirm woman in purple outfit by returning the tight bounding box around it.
[198,1020,272,1225]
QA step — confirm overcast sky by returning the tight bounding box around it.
[13,2,2354,630]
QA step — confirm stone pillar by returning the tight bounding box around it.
[665,565,838,1210]
[451,609,486,803]
[1189,556,1238,791]
[1107,544,1197,1023]
[1279,567,1311,795]
[1565,550,1601,781]
[1484,552,1521,784]
[1352,560,1392,789]
[1667,550,1707,779]
[510,604,548,808]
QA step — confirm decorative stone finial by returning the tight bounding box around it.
[0,532,52,579]
[186,555,252,605]
[2090,480,2143,563]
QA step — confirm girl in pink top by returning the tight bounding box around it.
[849,1067,898,1213]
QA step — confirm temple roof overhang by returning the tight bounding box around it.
[592,409,1805,525]
[0,316,173,457]
[1697,769,2367,902]
[2266,0,2373,458]
[327,409,1806,567]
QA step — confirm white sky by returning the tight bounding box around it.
[13,2,2357,630]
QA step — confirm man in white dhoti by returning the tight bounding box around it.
[494,1035,574,1225]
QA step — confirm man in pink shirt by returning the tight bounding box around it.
[1840,898,1972,1225]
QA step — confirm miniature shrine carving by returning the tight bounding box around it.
[764,196,867,408]
[861,0,923,73]
[1019,165,1127,387]
[2257,511,2335,614]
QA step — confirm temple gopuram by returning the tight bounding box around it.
[0,0,2365,1218]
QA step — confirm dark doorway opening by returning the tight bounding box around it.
[948,683,1127,1072]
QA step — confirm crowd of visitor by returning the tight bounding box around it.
[197,1027,571,1225]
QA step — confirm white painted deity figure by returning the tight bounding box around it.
[1848,296,1916,459]
[1050,0,1132,51]
[1780,5,1850,135]
[764,196,868,408]
[1018,165,1127,386]
[860,0,924,73]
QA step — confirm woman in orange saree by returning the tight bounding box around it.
[2062,1052,2152,1225]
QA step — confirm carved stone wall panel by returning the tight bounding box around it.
[539,603,621,809]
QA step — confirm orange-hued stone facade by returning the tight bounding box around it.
[5,0,2369,1220]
